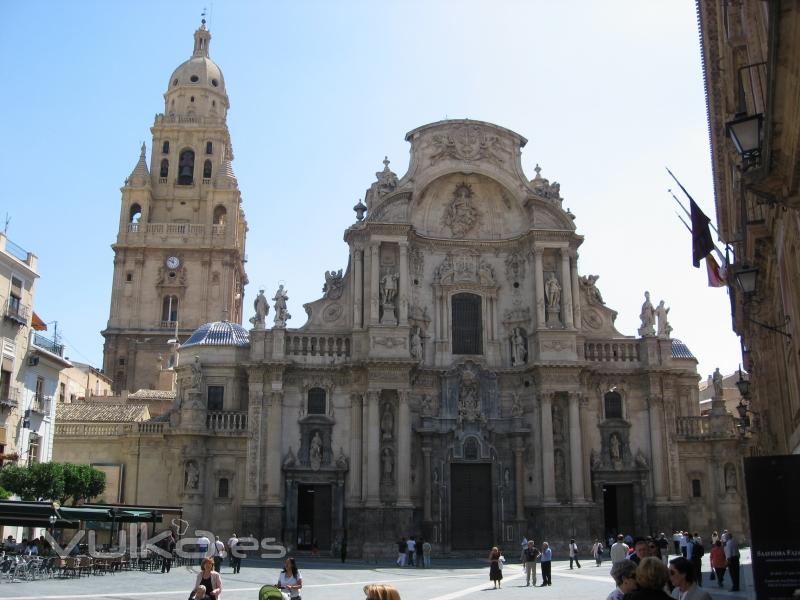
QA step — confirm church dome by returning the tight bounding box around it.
[182,321,249,348]
[168,55,226,96]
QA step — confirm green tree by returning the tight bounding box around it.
[62,463,106,505]
[0,465,35,500]
[28,462,65,502]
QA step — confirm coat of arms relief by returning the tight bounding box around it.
[442,183,481,238]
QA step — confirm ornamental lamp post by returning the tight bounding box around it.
[726,112,763,165]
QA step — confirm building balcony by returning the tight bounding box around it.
[676,415,738,440]
[3,299,30,326]
[32,333,64,357]
[0,386,19,409]
[206,411,247,433]
[30,395,52,415]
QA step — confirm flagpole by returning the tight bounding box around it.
[666,167,721,236]
[674,209,725,262]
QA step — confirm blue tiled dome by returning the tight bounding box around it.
[671,338,695,360]
[182,321,249,348]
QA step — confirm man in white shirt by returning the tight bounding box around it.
[724,533,740,591]
[610,534,629,564]
[568,538,581,569]
[213,536,225,572]
[227,533,240,574]
[196,534,210,566]
[406,537,416,567]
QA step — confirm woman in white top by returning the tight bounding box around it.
[277,557,302,599]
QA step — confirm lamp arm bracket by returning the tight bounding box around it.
[746,315,792,339]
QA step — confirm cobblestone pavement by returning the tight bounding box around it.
[0,551,754,600]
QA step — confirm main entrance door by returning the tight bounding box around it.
[296,484,332,550]
[450,463,493,549]
[603,484,634,538]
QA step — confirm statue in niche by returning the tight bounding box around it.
[638,291,655,337]
[609,433,621,461]
[190,355,203,392]
[184,461,199,490]
[724,463,737,491]
[433,467,439,484]
[712,368,724,400]
[510,392,524,417]
[442,183,480,238]
[380,404,394,440]
[250,289,269,328]
[309,432,323,471]
[511,327,527,366]
[545,273,561,309]
[283,447,296,469]
[410,326,423,361]
[579,274,605,305]
[382,448,394,482]
[272,285,291,328]
[656,300,672,338]
[420,394,434,417]
[380,272,399,306]
[457,370,484,426]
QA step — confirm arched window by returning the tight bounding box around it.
[203,159,212,179]
[218,478,229,498]
[464,437,479,460]
[206,141,213,155]
[452,293,482,355]
[178,149,195,185]
[161,295,179,323]
[604,391,623,419]
[160,159,169,178]
[162,141,170,154]
[129,204,142,223]
[213,205,227,225]
[307,387,326,415]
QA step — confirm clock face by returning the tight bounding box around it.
[166,256,180,269]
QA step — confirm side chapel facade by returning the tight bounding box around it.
[53,23,749,554]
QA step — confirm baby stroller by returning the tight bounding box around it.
[259,585,289,600]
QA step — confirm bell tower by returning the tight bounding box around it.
[102,20,248,394]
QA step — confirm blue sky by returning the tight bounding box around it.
[1,0,739,381]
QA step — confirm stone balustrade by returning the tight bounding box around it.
[676,415,738,439]
[284,333,351,360]
[207,411,248,432]
[138,422,167,434]
[125,223,221,238]
[55,423,128,437]
[584,340,640,363]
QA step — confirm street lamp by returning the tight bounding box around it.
[735,368,751,399]
[734,266,758,295]
[726,112,763,165]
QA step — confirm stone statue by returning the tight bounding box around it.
[381,447,394,481]
[712,368,723,400]
[457,370,484,425]
[510,392,524,417]
[635,449,649,469]
[656,300,672,338]
[420,394,434,417]
[442,183,480,237]
[309,432,323,470]
[282,447,296,468]
[579,274,605,305]
[185,461,199,490]
[190,355,203,391]
[380,272,399,306]
[545,273,562,309]
[323,269,344,300]
[272,285,291,328]
[380,404,394,440]
[511,327,527,366]
[638,291,655,337]
[724,463,737,490]
[250,289,269,328]
[410,326,423,360]
[336,447,349,470]
[609,433,621,461]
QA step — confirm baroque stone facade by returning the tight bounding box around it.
[54,23,750,555]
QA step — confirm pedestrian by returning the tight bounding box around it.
[522,540,540,586]
[724,532,740,591]
[488,546,503,589]
[657,533,669,565]
[422,539,432,568]
[340,536,347,563]
[607,559,638,600]
[396,539,406,566]
[592,538,604,566]
[160,531,175,573]
[672,531,681,557]
[669,556,712,600]
[197,534,211,566]
[687,533,704,587]
[228,534,241,574]
[193,557,222,600]
[539,541,552,586]
[405,536,416,567]
[679,531,688,558]
[709,540,726,588]
[364,584,401,600]
[624,557,672,600]
[569,538,581,569]
[213,536,225,573]
[277,557,303,599]
[611,534,630,565]
[416,536,424,568]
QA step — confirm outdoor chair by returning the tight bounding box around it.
[63,556,79,578]
[0,559,12,582]
[11,558,28,582]
[78,556,93,577]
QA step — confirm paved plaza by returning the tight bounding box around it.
[0,551,754,600]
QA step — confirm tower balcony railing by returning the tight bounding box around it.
[206,411,247,433]
[126,222,207,237]
[583,340,640,363]
[154,113,226,127]
[284,333,352,361]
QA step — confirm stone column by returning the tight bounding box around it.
[568,392,586,503]
[560,248,574,328]
[349,393,363,502]
[265,391,283,505]
[396,390,412,507]
[353,247,363,329]
[370,243,380,325]
[244,375,264,502]
[398,242,409,325]
[366,390,381,506]
[514,445,525,520]
[422,446,432,521]
[540,392,557,502]
[648,396,667,499]
[534,248,545,327]
[361,398,369,502]
[570,252,581,330]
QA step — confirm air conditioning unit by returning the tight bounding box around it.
[27,356,39,366]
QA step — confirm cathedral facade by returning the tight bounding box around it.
[54,23,749,555]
